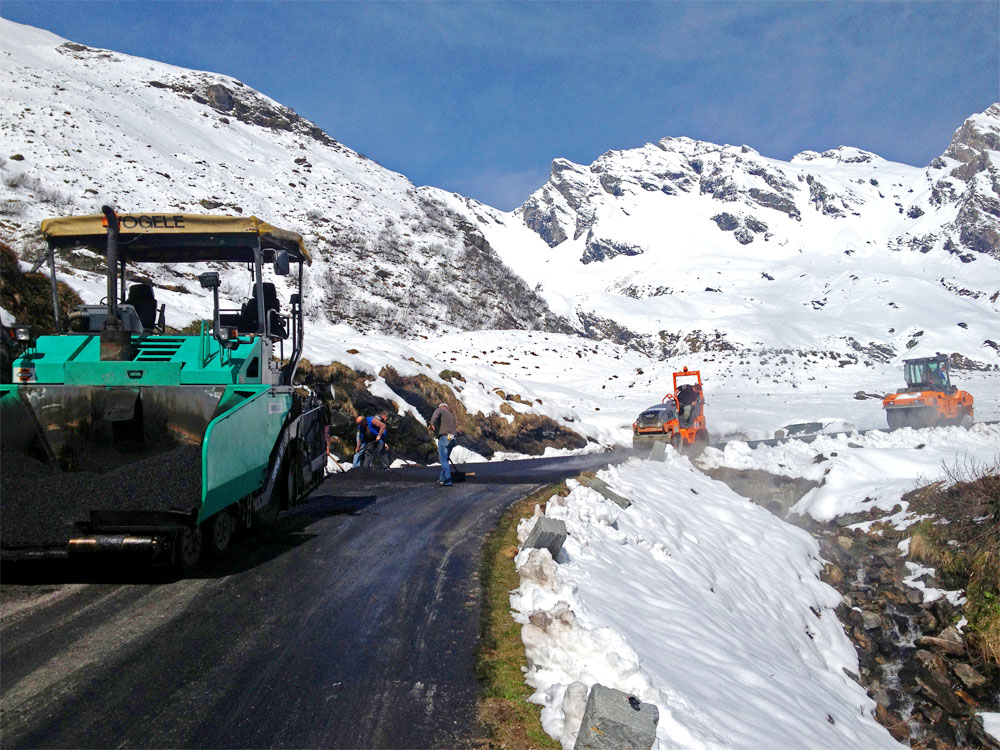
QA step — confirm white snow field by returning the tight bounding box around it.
[512,425,1000,749]
[304,326,999,450]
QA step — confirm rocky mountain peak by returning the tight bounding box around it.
[943,103,1000,184]
[911,103,1000,262]
[476,106,1000,366]
[792,146,881,164]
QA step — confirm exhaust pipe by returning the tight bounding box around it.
[102,205,120,322]
[100,206,131,360]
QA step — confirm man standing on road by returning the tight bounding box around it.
[428,402,457,486]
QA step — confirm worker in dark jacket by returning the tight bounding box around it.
[428,402,457,486]
[677,384,701,426]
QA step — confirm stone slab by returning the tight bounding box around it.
[523,516,567,560]
[574,684,658,750]
[578,476,632,509]
[916,635,965,657]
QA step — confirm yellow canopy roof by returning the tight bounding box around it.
[41,213,311,264]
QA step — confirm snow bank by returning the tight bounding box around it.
[511,453,900,749]
[701,423,1000,522]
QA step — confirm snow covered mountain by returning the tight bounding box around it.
[0,19,566,337]
[1,18,997,373]
[436,109,1000,367]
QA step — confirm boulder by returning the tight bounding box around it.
[915,635,965,657]
[916,672,966,715]
[523,517,568,560]
[574,684,658,750]
[952,663,987,690]
[915,650,966,714]
[861,611,883,631]
[937,625,964,644]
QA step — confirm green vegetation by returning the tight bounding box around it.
[906,459,1000,665]
[475,485,565,749]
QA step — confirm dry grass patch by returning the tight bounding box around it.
[0,241,82,334]
[475,484,565,749]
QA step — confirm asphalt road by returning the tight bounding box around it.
[0,450,628,750]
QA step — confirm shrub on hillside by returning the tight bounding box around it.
[906,458,1000,666]
[0,241,82,334]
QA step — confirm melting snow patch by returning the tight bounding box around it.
[980,713,1000,743]
[902,561,967,606]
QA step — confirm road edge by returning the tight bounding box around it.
[473,483,566,749]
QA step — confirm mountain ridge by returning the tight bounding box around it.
[434,106,999,365]
[0,19,567,339]
[1,18,997,370]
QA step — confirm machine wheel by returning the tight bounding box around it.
[691,430,710,456]
[206,508,236,558]
[284,453,298,504]
[176,526,202,572]
[632,438,652,459]
[886,409,905,431]
[887,408,936,430]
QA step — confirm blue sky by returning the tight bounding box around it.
[2,1,997,210]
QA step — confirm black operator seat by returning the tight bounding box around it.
[241,283,287,338]
[125,283,157,330]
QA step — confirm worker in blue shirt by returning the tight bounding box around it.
[353,411,388,468]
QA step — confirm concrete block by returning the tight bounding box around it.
[574,684,658,750]
[523,516,567,560]
[649,441,667,461]
[578,476,632,509]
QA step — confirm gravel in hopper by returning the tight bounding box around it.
[1,444,203,548]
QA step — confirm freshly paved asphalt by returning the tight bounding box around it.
[0,450,628,749]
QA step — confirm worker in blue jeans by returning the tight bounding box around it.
[353,412,388,467]
[428,402,457,486]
